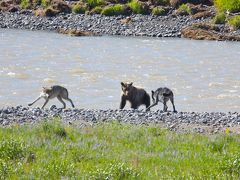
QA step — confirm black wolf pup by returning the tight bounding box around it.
[120,82,150,111]
[146,87,177,112]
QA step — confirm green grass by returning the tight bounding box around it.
[128,0,148,14]
[152,6,165,16]
[40,0,49,8]
[214,0,240,13]
[178,3,190,14]
[83,0,103,9]
[20,0,30,9]
[91,6,103,14]
[101,4,125,16]
[213,11,226,24]
[228,15,240,29]
[0,119,240,179]
[72,3,87,14]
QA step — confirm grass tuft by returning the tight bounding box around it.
[214,0,240,13]
[152,6,166,16]
[20,0,30,9]
[178,3,190,14]
[128,0,147,14]
[91,6,103,14]
[101,4,125,16]
[213,11,226,24]
[228,15,240,29]
[83,0,103,9]
[72,3,87,14]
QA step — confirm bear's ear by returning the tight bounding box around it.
[129,82,133,86]
[151,90,154,94]
[121,82,125,87]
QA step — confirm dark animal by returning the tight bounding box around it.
[146,87,177,112]
[120,82,150,111]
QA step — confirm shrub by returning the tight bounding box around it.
[83,0,103,9]
[20,0,30,9]
[128,0,148,14]
[101,4,125,16]
[91,6,103,14]
[178,3,190,14]
[228,15,240,29]
[72,3,87,14]
[152,6,166,15]
[213,11,226,24]
[214,0,240,13]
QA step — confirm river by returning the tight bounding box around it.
[0,28,240,112]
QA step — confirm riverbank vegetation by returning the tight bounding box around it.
[0,119,239,179]
[213,0,240,29]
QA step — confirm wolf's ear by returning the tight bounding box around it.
[130,82,133,86]
[151,90,154,94]
[42,87,46,90]
[121,82,125,87]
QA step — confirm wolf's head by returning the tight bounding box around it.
[121,82,133,96]
[151,90,158,104]
[42,87,52,95]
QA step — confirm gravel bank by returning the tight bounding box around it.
[1,106,240,134]
[0,11,210,37]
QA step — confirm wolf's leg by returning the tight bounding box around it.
[41,99,49,109]
[65,98,75,108]
[57,96,66,109]
[28,96,42,106]
[163,101,168,112]
[170,96,177,113]
[146,102,158,111]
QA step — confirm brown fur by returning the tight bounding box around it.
[120,82,150,111]
[28,85,75,109]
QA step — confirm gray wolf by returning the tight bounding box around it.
[146,87,177,112]
[28,85,75,109]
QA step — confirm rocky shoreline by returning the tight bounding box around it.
[1,106,240,134]
[1,10,240,40]
[0,11,209,37]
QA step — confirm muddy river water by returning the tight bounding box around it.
[0,29,240,112]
